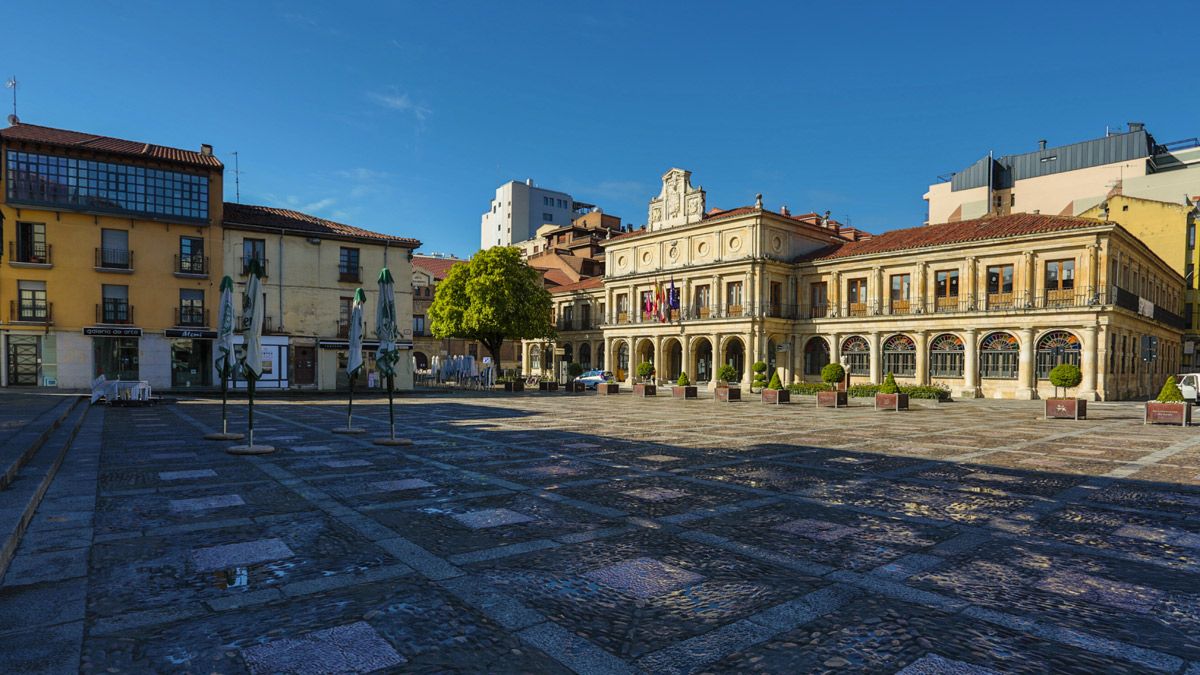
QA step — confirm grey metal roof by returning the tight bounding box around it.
[950,129,1154,192]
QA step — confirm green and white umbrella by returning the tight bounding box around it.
[238,259,266,448]
[348,288,367,378]
[375,268,399,378]
[212,275,237,436]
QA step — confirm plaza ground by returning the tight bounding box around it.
[2,389,1200,673]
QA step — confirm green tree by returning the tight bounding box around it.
[880,372,899,394]
[766,371,783,390]
[428,247,554,371]
[677,372,691,387]
[1156,376,1185,403]
[821,363,846,385]
[1048,363,1082,399]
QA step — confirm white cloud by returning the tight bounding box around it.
[367,89,432,120]
[301,197,336,213]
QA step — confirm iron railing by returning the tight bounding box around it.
[8,241,51,264]
[97,300,133,324]
[175,306,208,327]
[9,300,51,323]
[338,266,362,283]
[240,256,269,277]
[96,248,133,270]
[336,320,349,338]
[175,253,208,275]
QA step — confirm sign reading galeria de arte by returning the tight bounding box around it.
[83,327,142,337]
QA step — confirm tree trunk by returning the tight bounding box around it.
[482,337,504,374]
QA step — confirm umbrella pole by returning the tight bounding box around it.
[248,374,256,447]
[347,372,356,429]
[220,370,228,435]
[388,374,395,440]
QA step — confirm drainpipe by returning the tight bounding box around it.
[277,235,285,333]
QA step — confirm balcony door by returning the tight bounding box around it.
[15,222,47,263]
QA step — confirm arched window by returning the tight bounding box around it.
[841,336,870,376]
[617,342,629,375]
[882,334,916,376]
[929,333,964,378]
[980,332,1019,379]
[804,337,829,375]
[579,343,591,369]
[1036,330,1081,379]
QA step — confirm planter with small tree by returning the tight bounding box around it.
[816,363,848,408]
[672,372,697,399]
[1044,363,1085,420]
[597,373,620,395]
[714,364,741,402]
[1145,376,1191,426]
[761,370,790,404]
[874,372,909,411]
[564,362,586,392]
[751,361,768,393]
[633,361,657,397]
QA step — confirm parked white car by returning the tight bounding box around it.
[1175,374,1200,403]
[576,370,615,389]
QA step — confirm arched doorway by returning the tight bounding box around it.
[693,338,713,382]
[579,343,591,370]
[724,337,745,382]
[1036,330,1081,379]
[804,337,829,376]
[635,339,655,375]
[616,341,629,381]
[664,338,683,380]
[929,333,964,378]
[413,351,429,371]
[881,334,916,377]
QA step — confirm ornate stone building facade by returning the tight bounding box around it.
[524,168,1186,400]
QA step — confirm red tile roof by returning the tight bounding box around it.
[541,268,575,287]
[412,255,464,280]
[804,213,1106,261]
[1,122,223,169]
[549,276,604,294]
[223,202,421,248]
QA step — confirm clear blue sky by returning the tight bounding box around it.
[2,1,1196,257]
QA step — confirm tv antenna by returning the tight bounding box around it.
[232,151,241,203]
[4,76,18,125]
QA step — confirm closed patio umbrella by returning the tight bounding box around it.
[205,275,243,440]
[229,259,272,454]
[334,287,367,434]
[374,267,410,445]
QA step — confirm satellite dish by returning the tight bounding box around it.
[6,114,17,126]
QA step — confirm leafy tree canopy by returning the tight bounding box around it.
[427,247,554,371]
[821,363,845,385]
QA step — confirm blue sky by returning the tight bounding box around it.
[2,1,1196,256]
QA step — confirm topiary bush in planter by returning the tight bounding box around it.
[751,361,768,392]
[1146,376,1191,425]
[761,370,789,404]
[634,362,657,397]
[673,371,697,399]
[875,372,908,411]
[636,361,655,382]
[817,363,848,408]
[715,363,741,402]
[1045,363,1085,419]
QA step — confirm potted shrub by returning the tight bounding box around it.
[1045,363,1085,420]
[499,375,524,392]
[714,363,741,402]
[564,362,586,393]
[751,361,768,393]
[634,361,657,397]
[597,373,620,395]
[761,370,790,404]
[816,363,848,408]
[672,372,698,399]
[1145,376,1191,426]
[538,377,558,391]
[875,372,909,411]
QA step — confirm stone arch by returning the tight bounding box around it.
[661,337,684,381]
[723,336,746,382]
[928,333,964,378]
[691,336,713,382]
[881,334,916,377]
[841,335,870,376]
[804,336,830,376]
[614,340,630,381]
[634,338,655,371]
[1035,329,1081,379]
[413,351,429,371]
[979,331,1019,380]
[578,343,591,369]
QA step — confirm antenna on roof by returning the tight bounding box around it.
[232,151,241,203]
[4,76,18,125]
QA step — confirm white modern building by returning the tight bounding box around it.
[480,179,589,250]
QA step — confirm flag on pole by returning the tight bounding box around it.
[375,268,399,377]
[214,276,236,379]
[240,260,265,379]
[347,288,366,377]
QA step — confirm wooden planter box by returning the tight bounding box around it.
[563,381,586,393]
[761,389,790,404]
[672,386,698,399]
[503,381,524,392]
[875,392,909,411]
[634,383,657,397]
[714,386,741,402]
[538,381,559,392]
[1145,401,1191,426]
[817,390,848,408]
[597,383,620,395]
[1045,398,1086,420]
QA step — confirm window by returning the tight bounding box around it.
[413,315,426,335]
[339,247,360,282]
[934,269,959,310]
[769,281,782,316]
[581,303,592,328]
[617,294,629,321]
[16,280,47,321]
[986,264,1014,307]
[726,281,744,313]
[543,196,552,206]
[889,274,910,313]
[694,284,711,315]
[640,290,654,319]
[99,229,130,269]
[882,334,916,376]
[101,284,130,324]
[178,289,204,326]
[563,305,574,329]
[841,336,870,375]
[242,239,266,275]
[339,297,353,337]
[1036,330,1081,379]
[6,150,209,221]
[1044,259,1075,292]
[179,236,205,274]
[543,212,553,222]
[804,337,830,375]
[618,342,629,375]
[929,333,964,378]
[14,222,47,263]
[846,278,867,316]
[809,282,828,318]
[980,332,1019,379]
[1188,221,1196,250]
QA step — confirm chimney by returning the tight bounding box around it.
[780,205,790,216]
[1038,139,1047,151]
[1128,122,1145,133]
[821,210,831,228]
[200,143,213,156]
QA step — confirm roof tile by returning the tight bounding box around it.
[223,202,420,247]
[1,122,222,169]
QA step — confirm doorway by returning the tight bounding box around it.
[294,346,316,385]
[7,336,39,385]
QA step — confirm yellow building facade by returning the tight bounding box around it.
[0,122,224,389]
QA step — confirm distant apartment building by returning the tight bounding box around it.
[479,178,591,250]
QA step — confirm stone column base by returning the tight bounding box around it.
[954,386,981,399]
[1077,390,1099,401]
[1015,388,1038,400]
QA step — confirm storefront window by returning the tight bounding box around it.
[94,337,139,380]
[171,339,212,387]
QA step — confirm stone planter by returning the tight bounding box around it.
[817,390,848,408]
[563,381,586,393]
[761,389,790,404]
[634,383,657,397]
[714,386,741,402]
[503,381,524,392]
[672,386,698,399]
[538,381,559,392]
[597,383,620,395]
[875,392,909,411]
[1145,401,1191,426]
[1045,398,1086,420]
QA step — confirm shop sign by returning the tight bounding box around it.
[84,327,142,337]
[165,329,218,339]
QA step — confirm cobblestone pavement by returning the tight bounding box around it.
[4,391,1200,673]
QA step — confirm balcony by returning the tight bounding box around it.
[95,248,133,272]
[240,256,269,277]
[9,300,51,324]
[8,241,51,266]
[97,300,134,325]
[175,306,208,328]
[175,253,209,276]
[336,320,349,338]
[338,266,362,283]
